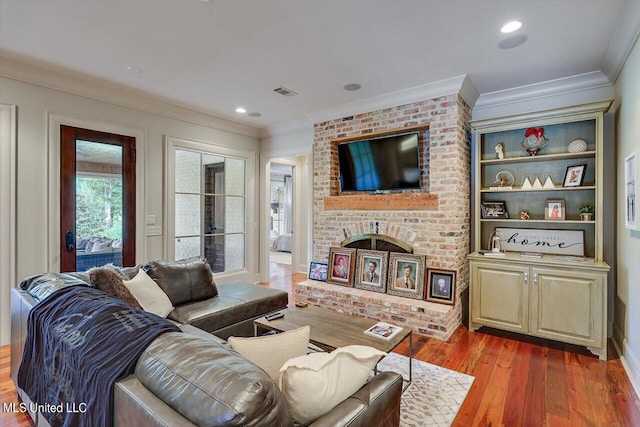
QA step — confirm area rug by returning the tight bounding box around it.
[377,353,474,427]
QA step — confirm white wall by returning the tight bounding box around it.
[0,64,261,344]
[614,35,640,396]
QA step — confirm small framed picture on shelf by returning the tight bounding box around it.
[425,269,456,306]
[544,199,566,220]
[327,247,357,286]
[563,164,587,187]
[481,201,509,219]
[625,152,637,230]
[354,249,388,293]
[308,262,328,282]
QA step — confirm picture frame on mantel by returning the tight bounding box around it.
[387,253,425,300]
[625,152,638,230]
[425,269,456,306]
[327,247,357,286]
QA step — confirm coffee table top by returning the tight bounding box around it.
[254,305,411,353]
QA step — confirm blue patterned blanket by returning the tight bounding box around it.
[18,285,180,427]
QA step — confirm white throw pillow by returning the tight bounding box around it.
[122,269,174,318]
[228,326,310,380]
[278,345,386,424]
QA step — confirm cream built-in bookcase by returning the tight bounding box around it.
[468,100,612,360]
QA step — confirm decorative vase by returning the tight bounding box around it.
[521,136,548,156]
[580,212,594,221]
[568,138,588,153]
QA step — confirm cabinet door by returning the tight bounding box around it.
[530,267,604,348]
[470,261,529,333]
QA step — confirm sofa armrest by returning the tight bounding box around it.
[114,376,196,427]
[310,371,402,427]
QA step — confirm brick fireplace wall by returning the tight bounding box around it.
[308,94,471,339]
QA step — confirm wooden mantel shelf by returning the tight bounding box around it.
[324,193,438,210]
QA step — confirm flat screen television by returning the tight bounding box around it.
[338,132,421,192]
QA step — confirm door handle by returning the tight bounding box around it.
[65,230,75,252]
[524,272,528,284]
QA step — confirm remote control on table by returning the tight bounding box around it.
[265,312,284,321]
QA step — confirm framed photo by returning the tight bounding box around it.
[496,227,585,256]
[481,201,509,219]
[354,249,388,293]
[544,199,565,220]
[625,152,637,230]
[386,253,426,300]
[563,164,586,187]
[364,322,403,341]
[327,247,357,286]
[308,262,328,282]
[426,269,456,306]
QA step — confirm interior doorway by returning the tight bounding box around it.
[59,125,136,272]
[269,162,294,266]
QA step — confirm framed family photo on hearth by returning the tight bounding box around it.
[386,253,425,300]
[308,262,328,282]
[354,249,388,293]
[327,247,357,286]
[426,269,456,306]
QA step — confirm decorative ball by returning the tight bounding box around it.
[568,138,588,153]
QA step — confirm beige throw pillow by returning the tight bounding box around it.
[122,269,174,318]
[228,326,310,380]
[278,345,386,425]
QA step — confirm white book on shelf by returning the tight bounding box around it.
[364,322,403,341]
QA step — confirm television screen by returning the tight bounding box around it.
[338,132,421,192]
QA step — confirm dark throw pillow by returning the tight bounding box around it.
[90,268,143,309]
[143,257,217,306]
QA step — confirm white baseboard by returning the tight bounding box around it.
[612,336,640,399]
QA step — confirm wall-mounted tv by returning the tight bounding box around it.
[338,132,421,192]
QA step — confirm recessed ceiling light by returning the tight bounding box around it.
[343,83,362,91]
[126,65,143,73]
[501,21,522,33]
[498,34,528,49]
[235,107,247,114]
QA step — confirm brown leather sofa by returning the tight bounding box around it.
[11,263,403,426]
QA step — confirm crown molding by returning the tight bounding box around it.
[602,0,640,84]
[0,54,260,138]
[472,71,615,121]
[304,74,477,126]
[260,118,313,139]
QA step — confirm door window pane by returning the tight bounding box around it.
[225,234,245,271]
[75,140,123,270]
[175,194,201,236]
[175,236,200,260]
[175,150,201,193]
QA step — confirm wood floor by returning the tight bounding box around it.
[2,262,639,426]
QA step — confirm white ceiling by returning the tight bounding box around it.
[0,0,638,131]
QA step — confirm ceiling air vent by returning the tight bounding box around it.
[273,86,298,97]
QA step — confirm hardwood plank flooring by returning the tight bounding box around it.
[2,262,639,426]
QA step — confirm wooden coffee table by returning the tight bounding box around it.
[254,305,413,388]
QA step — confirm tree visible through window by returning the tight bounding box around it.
[76,177,123,239]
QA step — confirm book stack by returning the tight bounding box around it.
[478,251,506,257]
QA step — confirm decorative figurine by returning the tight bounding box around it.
[519,210,531,220]
[495,142,505,160]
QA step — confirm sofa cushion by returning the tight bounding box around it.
[90,268,142,309]
[278,345,386,425]
[228,326,310,380]
[143,257,217,306]
[168,281,288,333]
[135,332,293,426]
[123,269,174,318]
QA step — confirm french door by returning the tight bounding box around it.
[60,125,136,272]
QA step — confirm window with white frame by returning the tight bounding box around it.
[173,147,246,273]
